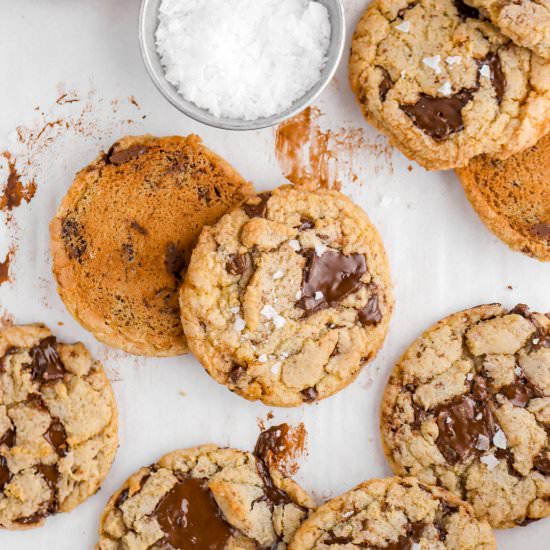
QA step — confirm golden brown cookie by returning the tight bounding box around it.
[180,185,393,407]
[50,135,253,356]
[288,477,496,550]
[380,303,550,528]
[0,324,118,530]
[456,133,550,261]
[96,445,314,550]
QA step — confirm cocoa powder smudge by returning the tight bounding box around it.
[0,248,15,286]
[1,152,37,212]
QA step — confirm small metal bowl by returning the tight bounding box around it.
[139,0,346,131]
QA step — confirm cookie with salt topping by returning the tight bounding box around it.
[349,0,550,170]
[50,134,253,357]
[96,445,314,550]
[380,303,550,528]
[180,185,393,407]
[0,324,117,529]
[288,477,496,550]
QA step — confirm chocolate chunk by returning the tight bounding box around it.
[16,512,45,525]
[229,364,246,384]
[164,242,187,280]
[434,378,495,464]
[301,387,318,402]
[61,217,87,261]
[484,52,505,104]
[122,242,135,262]
[243,192,271,218]
[297,250,366,314]
[129,220,148,235]
[453,0,480,18]
[37,464,59,514]
[0,456,10,491]
[0,428,15,448]
[534,452,550,475]
[108,144,149,165]
[115,488,130,508]
[255,457,293,507]
[378,67,393,102]
[153,477,233,550]
[371,522,426,550]
[324,534,353,545]
[30,337,66,383]
[500,377,540,407]
[225,253,249,275]
[401,91,475,140]
[44,419,68,457]
[532,223,550,238]
[510,303,550,350]
[358,295,382,326]
[297,217,315,231]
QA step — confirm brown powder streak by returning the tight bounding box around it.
[275,107,392,190]
[0,248,14,285]
[254,422,307,476]
[1,153,37,212]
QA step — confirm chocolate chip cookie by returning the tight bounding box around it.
[0,324,118,529]
[456,132,550,261]
[180,185,393,407]
[288,477,496,550]
[349,0,550,170]
[380,304,550,528]
[50,134,253,356]
[96,445,314,550]
[463,0,550,60]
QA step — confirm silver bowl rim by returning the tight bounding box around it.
[138,0,346,131]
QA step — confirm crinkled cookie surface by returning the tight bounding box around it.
[180,185,393,407]
[381,304,550,528]
[349,0,550,170]
[0,324,118,529]
[97,445,314,550]
[288,477,496,550]
[464,0,550,60]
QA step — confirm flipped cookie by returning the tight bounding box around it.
[456,132,550,261]
[463,0,550,60]
[380,304,550,528]
[96,445,314,550]
[349,0,550,170]
[180,185,393,407]
[288,477,496,550]
[50,135,253,356]
[0,324,118,529]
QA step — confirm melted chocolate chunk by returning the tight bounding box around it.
[253,424,292,473]
[297,217,315,231]
[16,512,45,525]
[225,253,249,275]
[434,378,495,464]
[129,220,148,235]
[44,419,68,457]
[164,242,187,280]
[500,377,540,407]
[61,217,87,261]
[301,387,318,402]
[297,250,367,314]
[358,295,382,326]
[532,223,550,238]
[510,303,550,350]
[122,242,135,262]
[401,91,475,140]
[371,522,426,550]
[484,52,506,104]
[37,464,59,514]
[324,534,353,545]
[108,144,149,165]
[534,452,550,475]
[0,428,15,448]
[255,458,292,507]
[378,67,393,102]
[453,0,480,18]
[243,192,271,218]
[30,337,66,383]
[0,455,10,491]
[229,364,246,384]
[153,477,233,550]
[115,488,129,508]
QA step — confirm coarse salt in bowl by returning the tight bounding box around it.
[139,0,345,130]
